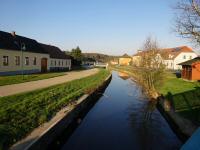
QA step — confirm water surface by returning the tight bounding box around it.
[61,71,182,150]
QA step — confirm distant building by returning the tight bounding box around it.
[82,57,96,66]
[119,54,132,66]
[161,46,198,70]
[132,46,198,70]
[0,31,71,75]
[179,57,200,81]
[110,58,119,65]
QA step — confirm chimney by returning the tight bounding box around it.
[11,31,16,36]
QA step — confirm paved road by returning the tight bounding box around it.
[0,69,99,97]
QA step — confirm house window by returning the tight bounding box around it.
[25,57,29,65]
[183,55,186,59]
[33,57,37,65]
[62,61,63,66]
[58,61,61,66]
[171,63,173,67]
[15,56,20,66]
[66,60,68,66]
[51,60,53,66]
[189,56,192,59]
[55,61,56,66]
[3,56,9,66]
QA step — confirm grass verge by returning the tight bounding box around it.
[0,72,67,86]
[0,69,110,150]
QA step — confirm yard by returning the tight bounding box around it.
[158,72,200,125]
[0,69,110,150]
[0,72,66,86]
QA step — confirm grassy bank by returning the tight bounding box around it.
[158,72,200,125]
[110,65,200,125]
[0,72,67,86]
[0,69,110,150]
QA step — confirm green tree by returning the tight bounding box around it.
[71,46,82,61]
[70,46,82,66]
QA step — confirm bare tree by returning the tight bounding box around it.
[133,36,166,99]
[174,0,200,45]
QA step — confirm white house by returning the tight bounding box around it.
[162,46,198,70]
[132,46,198,70]
[0,31,71,75]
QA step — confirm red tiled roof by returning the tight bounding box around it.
[133,46,194,60]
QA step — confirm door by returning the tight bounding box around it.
[41,58,48,73]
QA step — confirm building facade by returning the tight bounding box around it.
[119,54,132,66]
[132,46,198,70]
[0,31,71,75]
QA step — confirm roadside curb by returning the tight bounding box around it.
[10,74,112,150]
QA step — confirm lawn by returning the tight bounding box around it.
[158,71,200,125]
[0,69,110,150]
[0,72,67,86]
[158,72,200,96]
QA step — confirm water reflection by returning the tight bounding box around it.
[60,71,182,150]
[118,72,130,80]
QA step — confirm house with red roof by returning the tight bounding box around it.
[132,46,198,70]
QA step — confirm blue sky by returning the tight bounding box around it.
[0,0,195,55]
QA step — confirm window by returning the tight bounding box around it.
[51,60,53,66]
[189,56,192,59]
[66,60,68,66]
[55,61,57,66]
[33,57,37,65]
[25,57,29,65]
[15,56,20,66]
[62,61,63,66]
[3,56,9,66]
[183,55,186,59]
[58,61,61,66]
[171,63,173,67]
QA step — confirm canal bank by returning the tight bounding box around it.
[110,67,197,143]
[58,72,182,150]
[10,72,112,150]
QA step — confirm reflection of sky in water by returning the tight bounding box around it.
[61,71,182,150]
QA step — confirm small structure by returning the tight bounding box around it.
[179,57,200,80]
[119,54,132,66]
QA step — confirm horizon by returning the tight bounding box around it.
[1,0,199,55]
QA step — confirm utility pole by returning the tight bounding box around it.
[21,43,26,80]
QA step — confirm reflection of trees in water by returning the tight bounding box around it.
[127,100,161,150]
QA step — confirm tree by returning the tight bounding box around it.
[133,36,166,99]
[174,0,200,45]
[70,46,82,65]
[71,46,82,61]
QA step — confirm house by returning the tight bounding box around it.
[119,54,132,66]
[0,31,71,75]
[132,46,198,70]
[81,57,96,66]
[110,58,119,65]
[178,57,200,80]
[41,44,71,71]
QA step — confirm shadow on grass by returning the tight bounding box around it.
[166,87,200,125]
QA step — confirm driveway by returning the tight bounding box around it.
[0,68,99,97]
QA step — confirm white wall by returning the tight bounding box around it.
[0,49,50,73]
[50,58,71,70]
[174,52,198,70]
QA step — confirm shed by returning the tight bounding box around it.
[178,57,200,80]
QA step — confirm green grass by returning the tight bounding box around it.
[0,69,110,150]
[158,72,200,125]
[0,72,67,86]
[158,72,200,96]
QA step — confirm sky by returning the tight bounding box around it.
[0,0,197,55]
